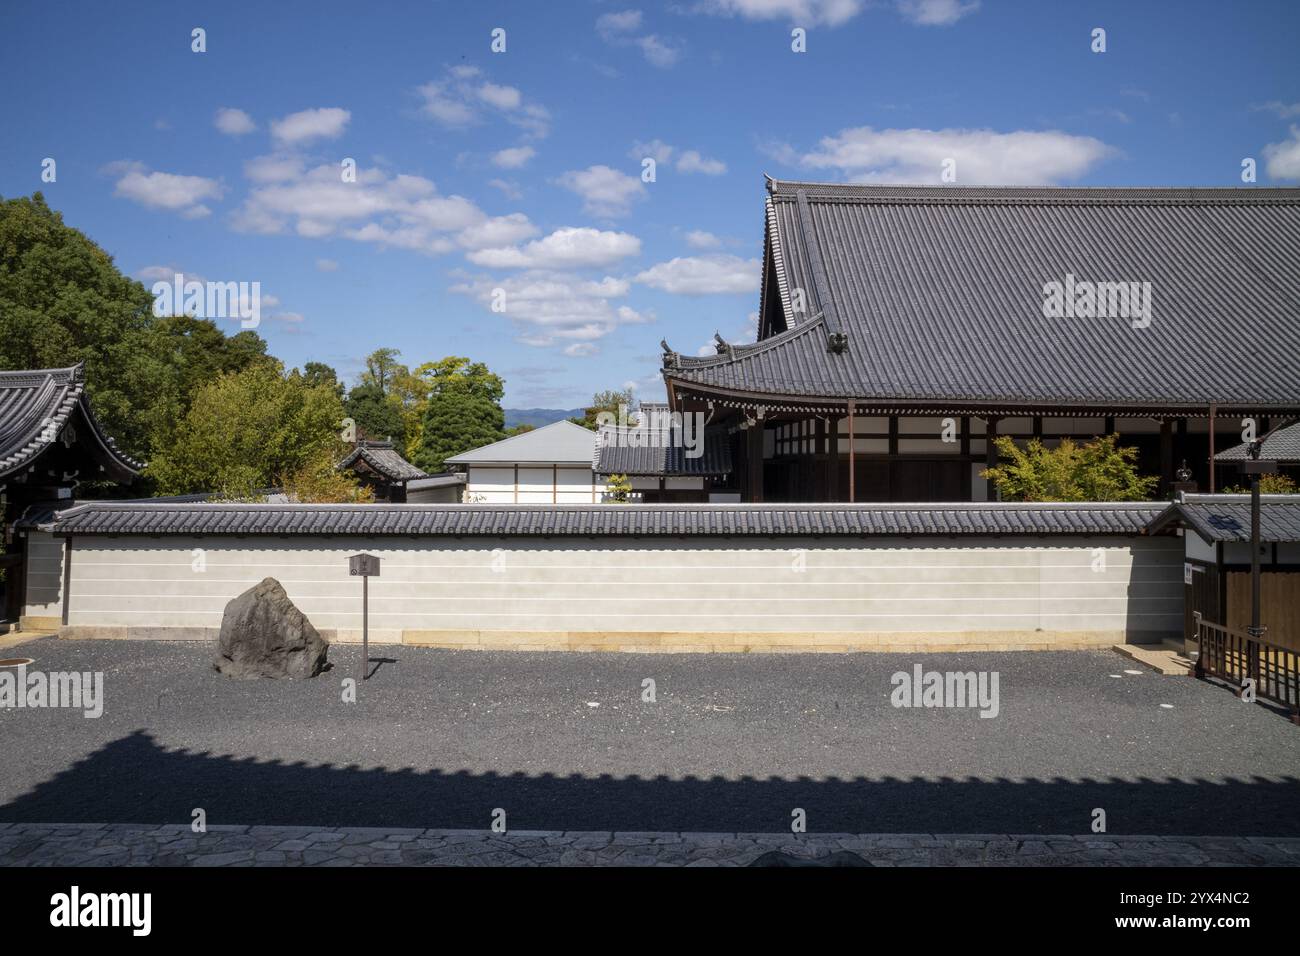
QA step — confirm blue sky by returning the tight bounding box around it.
[2,0,1298,407]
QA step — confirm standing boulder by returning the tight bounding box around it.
[214,578,329,679]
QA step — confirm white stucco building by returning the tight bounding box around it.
[444,420,599,504]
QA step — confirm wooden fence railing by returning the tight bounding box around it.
[1193,612,1300,723]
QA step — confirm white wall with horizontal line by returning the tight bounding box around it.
[60,533,1183,641]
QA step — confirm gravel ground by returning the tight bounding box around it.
[1,638,1296,835]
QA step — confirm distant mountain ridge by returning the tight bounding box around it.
[503,407,585,429]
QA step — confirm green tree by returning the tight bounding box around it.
[413,357,506,472]
[345,382,406,445]
[146,362,355,498]
[982,434,1158,502]
[605,473,632,503]
[361,347,404,397]
[0,192,165,458]
[1224,474,1298,494]
[570,388,635,430]
[302,361,344,400]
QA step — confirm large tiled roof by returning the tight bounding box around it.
[1214,420,1300,463]
[1145,494,1300,542]
[593,426,733,477]
[337,440,428,482]
[665,180,1300,411]
[444,419,596,465]
[0,364,141,481]
[48,500,1165,537]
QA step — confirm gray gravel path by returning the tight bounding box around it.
[1,638,1296,835]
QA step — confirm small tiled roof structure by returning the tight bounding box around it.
[405,472,466,493]
[593,425,733,477]
[1214,420,1300,463]
[337,440,428,483]
[444,420,596,466]
[0,364,141,482]
[1145,494,1300,543]
[663,180,1300,413]
[47,500,1165,538]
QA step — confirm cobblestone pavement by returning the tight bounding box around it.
[1,824,1297,866]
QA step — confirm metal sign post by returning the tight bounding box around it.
[348,554,381,681]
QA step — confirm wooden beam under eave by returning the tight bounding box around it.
[746,422,764,503]
[848,401,856,503]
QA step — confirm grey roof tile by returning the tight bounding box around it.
[1215,420,1300,462]
[337,440,428,482]
[1145,494,1300,542]
[50,500,1165,537]
[592,426,733,477]
[666,181,1300,410]
[0,364,142,480]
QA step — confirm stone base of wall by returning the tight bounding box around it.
[57,624,1175,653]
[19,616,60,632]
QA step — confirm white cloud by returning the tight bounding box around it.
[270,107,351,145]
[896,0,979,26]
[684,229,723,249]
[676,150,727,175]
[597,9,682,67]
[1253,101,1300,120]
[417,67,550,138]
[637,35,682,67]
[451,269,648,349]
[244,153,305,183]
[635,255,760,295]
[596,9,643,36]
[467,227,641,269]
[230,161,523,256]
[694,0,865,27]
[108,162,223,218]
[478,82,523,110]
[782,125,1115,184]
[492,145,536,169]
[1263,126,1300,180]
[456,213,540,249]
[488,178,523,200]
[316,258,339,272]
[214,107,256,136]
[629,140,725,175]
[556,164,647,217]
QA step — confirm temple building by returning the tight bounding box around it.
[659,179,1300,503]
[0,365,140,628]
[336,439,432,503]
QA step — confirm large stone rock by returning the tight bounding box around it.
[214,578,328,679]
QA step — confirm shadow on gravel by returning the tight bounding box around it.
[2,730,1298,836]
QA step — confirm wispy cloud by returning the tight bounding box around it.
[772,125,1115,184]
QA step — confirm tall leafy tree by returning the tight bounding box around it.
[413,357,506,472]
[345,381,406,445]
[0,192,165,458]
[982,435,1157,502]
[302,361,344,400]
[569,388,635,430]
[146,362,355,498]
[361,347,404,397]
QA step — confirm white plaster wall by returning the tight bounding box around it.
[61,533,1184,641]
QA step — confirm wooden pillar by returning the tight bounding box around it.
[826,416,840,502]
[747,422,764,503]
[847,402,856,503]
[985,417,1000,502]
[1160,419,1174,496]
[815,417,827,502]
[1208,403,1217,493]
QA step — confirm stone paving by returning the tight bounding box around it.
[1,823,1297,866]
